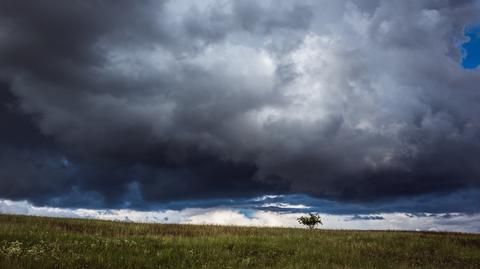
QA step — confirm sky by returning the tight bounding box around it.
[0,0,480,233]
[463,25,480,68]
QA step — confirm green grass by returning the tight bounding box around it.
[0,214,479,268]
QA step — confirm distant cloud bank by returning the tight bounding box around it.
[1,197,479,233]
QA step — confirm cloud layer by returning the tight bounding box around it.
[1,198,479,233]
[1,0,480,208]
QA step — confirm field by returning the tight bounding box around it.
[0,214,479,268]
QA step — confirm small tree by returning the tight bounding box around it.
[297,213,323,229]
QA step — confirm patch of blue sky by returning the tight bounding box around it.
[462,25,480,69]
[238,208,256,219]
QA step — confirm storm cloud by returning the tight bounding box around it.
[1,0,480,209]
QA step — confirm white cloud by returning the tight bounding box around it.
[261,202,311,209]
[1,199,478,233]
[251,195,283,201]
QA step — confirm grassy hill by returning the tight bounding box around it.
[0,214,479,268]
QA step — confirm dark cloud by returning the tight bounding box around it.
[0,0,480,209]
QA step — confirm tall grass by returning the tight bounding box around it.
[0,214,479,268]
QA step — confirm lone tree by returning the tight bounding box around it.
[297,213,323,229]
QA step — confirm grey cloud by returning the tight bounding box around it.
[348,215,385,221]
[0,0,480,208]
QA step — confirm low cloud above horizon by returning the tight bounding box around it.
[1,0,480,230]
[2,194,480,233]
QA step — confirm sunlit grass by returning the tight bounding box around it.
[0,214,479,268]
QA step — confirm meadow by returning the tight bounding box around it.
[0,214,479,269]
